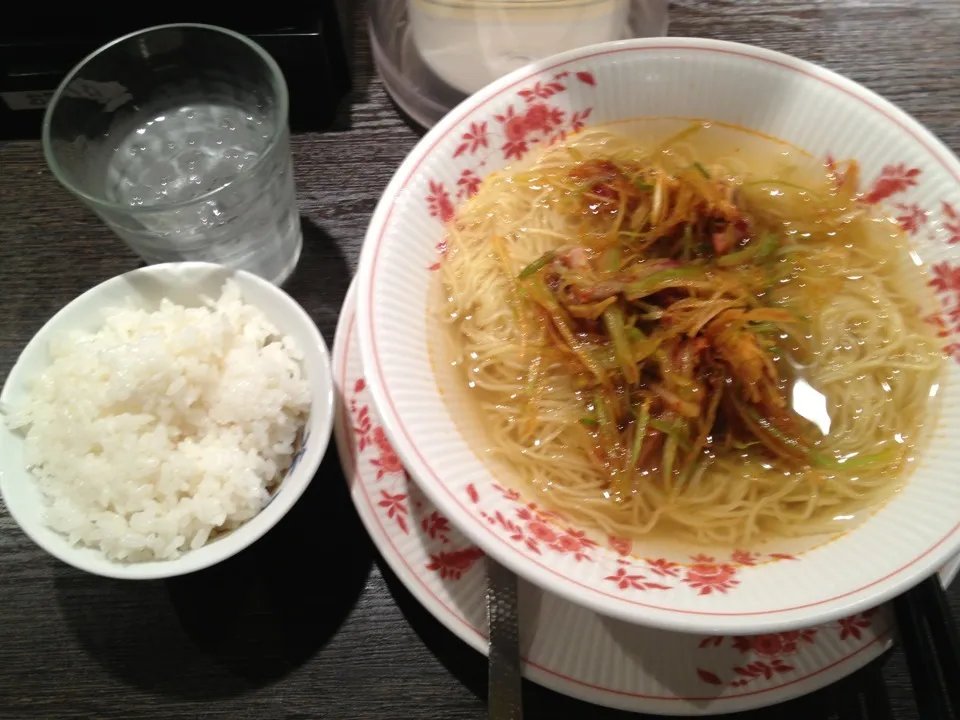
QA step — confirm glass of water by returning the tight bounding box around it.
[42,24,302,286]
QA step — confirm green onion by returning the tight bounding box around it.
[626,326,646,343]
[593,392,622,451]
[746,321,779,334]
[649,418,693,452]
[630,402,651,467]
[716,233,779,267]
[649,418,673,434]
[624,267,706,299]
[681,224,695,261]
[602,305,639,384]
[518,251,556,279]
[693,161,711,179]
[633,176,654,191]
[812,446,900,471]
[600,244,622,273]
[579,416,599,428]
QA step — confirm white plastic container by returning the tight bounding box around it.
[369,0,669,128]
[410,0,634,95]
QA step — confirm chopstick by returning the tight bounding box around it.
[892,574,960,719]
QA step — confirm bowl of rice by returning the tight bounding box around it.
[0,262,334,579]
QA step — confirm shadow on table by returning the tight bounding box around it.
[380,557,900,719]
[379,557,487,702]
[283,216,354,340]
[53,448,374,702]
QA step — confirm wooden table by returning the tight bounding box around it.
[2,3,959,718]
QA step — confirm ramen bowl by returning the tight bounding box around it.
[356,37,960,634]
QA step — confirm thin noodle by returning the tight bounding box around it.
[436,127,944,546]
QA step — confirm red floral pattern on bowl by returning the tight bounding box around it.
[425,71,596,271]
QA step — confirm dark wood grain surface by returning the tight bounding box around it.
[2,2,960,718]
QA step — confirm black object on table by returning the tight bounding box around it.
[0,5,354,140]
[894,576,960,719]
[2,3,960,719]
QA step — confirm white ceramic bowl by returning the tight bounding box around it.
[357,37,960,634]
[0,262,334,579]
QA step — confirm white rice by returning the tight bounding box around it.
[5,280,311,562]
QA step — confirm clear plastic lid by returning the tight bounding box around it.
[370,0,669,128]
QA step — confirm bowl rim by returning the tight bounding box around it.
[357,36,960,633]
[0,261,334,580]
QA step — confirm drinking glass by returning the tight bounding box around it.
[42,24,302,286]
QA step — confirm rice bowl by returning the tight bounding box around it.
[0,262,334,579]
